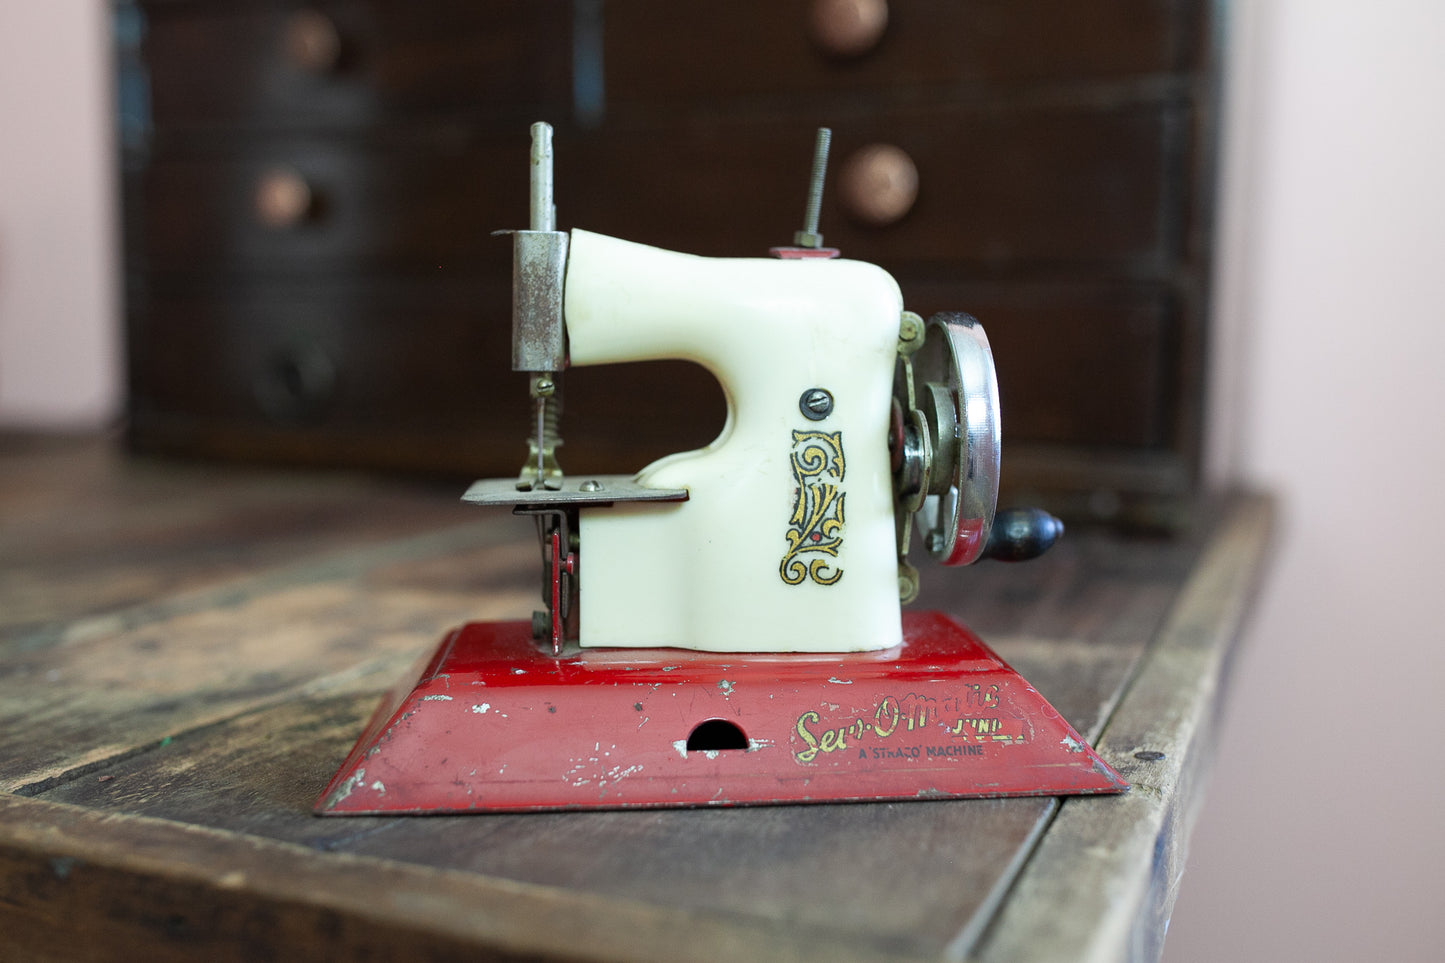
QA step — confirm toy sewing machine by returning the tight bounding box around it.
[317,125,1125,814]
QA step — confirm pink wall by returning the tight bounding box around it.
[0,1,119,428]
[1169,2,1445,959]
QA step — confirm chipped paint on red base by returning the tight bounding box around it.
[315,611,1126,814]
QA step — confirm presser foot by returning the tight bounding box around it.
[315,612,1125,814]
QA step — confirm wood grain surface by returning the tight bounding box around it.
[0,435,1271,961]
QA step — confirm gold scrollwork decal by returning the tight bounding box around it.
[781,430,845,586]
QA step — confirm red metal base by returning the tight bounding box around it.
[316,611,1125,814]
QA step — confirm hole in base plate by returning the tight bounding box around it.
[686,719,748,752]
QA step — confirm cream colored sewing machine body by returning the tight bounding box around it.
[461,122,1057,659]
[566,230,904,652]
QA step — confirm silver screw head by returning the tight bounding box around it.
[799,388,834,420]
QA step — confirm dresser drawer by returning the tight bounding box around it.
[128,281,500,429]
[136,97,1181,277]
[139,0,1201,135]
[566,103,1182,272]
[606,0,1203,107]
[898,280,1179,449]
[140,0,571,132]
[128,275,1173,465]
[132,138,526,276]
[127,281,726,476]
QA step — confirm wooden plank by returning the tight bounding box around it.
[0,435,1269,960]
[19,522,1195,959]
[0,528,534,795]
[26,653,1058,954]
[0,436,541,795]
[923,524,1197,741]
[970,493,1274,963]
[0,435,483,648]
[32,693,401,852]
[30,689,1053,956]
[341,797,1057,954]
[0,794,921,963]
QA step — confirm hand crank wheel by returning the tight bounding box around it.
[905,312,1001,566]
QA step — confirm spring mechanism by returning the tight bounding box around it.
[518,372,564,490]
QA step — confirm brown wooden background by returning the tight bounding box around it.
[120,0,1221,527]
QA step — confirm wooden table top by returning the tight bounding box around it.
[0,435,1271,963]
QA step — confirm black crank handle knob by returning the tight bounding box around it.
[983,508,1064,562]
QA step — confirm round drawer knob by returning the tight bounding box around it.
[283,9,341,74]
[254,167,314,229]
[838,144,918,227]
[809,0,889,58]
[254,342,337,423]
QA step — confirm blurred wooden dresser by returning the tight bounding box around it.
[119,0,1221,525]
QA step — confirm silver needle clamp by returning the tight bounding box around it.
[511,121,569,490]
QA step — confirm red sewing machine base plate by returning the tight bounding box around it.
[315,611,1125,814]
